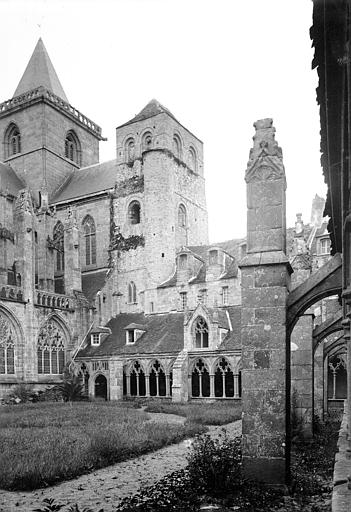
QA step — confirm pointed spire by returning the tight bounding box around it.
[14,38,68,102]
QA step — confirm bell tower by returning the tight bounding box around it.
[0,39,104,203]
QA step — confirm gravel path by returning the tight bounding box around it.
[0,413,241,512]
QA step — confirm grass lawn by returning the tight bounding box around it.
[0,401,205,491]
[144,400,242,425]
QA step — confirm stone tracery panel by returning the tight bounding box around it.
[0,312,16,374]
[37,318,66,374]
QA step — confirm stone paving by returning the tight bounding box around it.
[0,413,241,512]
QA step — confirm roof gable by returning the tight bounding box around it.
[0,163,26,197]
[14,38,68,102]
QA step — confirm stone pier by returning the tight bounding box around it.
[240,119,291,485]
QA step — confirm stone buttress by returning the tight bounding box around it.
[239,119,291,485]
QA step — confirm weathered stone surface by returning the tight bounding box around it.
[248,228,283,253]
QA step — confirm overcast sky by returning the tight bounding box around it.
[0,0,326,243]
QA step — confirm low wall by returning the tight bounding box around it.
[332,402,351,511]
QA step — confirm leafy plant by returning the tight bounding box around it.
[187,430,241,492]
[57,369,87,402]
[33,498,65,512]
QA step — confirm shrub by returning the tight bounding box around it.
[56,370,87,402]
[187,430,241,493]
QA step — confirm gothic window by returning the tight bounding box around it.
[4,123,21,158]
[173,134,182,159]
[37,319,66,374]
[82,215,96,266]
[194,317,209,348]
[53,221,64,274]
[130,360,146,396]
[209,250,218,265]
[128,281,137,303]
[142,132,152,152]
[149,360,166,397]
[180,292,187,310]
[125,138,135,163]
[191,358,210,397]
[188,146,197,172]
[179,254,187,270]
[214,357,236,398]
[222,286,229,306]
[128,201,141,224]
[0,312,16,374]
[178,204,187,228]
[65,130,81,165]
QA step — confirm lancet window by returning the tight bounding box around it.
[173,134,182,159]
[53,221,64,273]
[194,317,209,348]
[37,319,66,374]
[65,130,81,165]
[128,281,137,303]
[0,313,15,374]
[178,204,187,228]
[128,201,141,224]
[82,215,96,266]
[5,123,21,158]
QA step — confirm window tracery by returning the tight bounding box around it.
[5,123,21,158]
[37,319,66,374]
[194,317,209,348]
[53,221,64,274]
[82,215,96,266]
[0,313,15,374]
[65,130,81,165]
[191,358,210,397]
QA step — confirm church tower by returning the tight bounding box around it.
[0,39,104,203]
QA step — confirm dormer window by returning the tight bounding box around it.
[126,330,135,344]
[179,254,187,269]
[319,238,330,255]
[209,250,218,265]
[194,317,209,348]
[91,333,100,346]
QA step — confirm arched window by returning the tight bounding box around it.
[191,358,210,398]
[194,317,209,348]
[128,281,137,303]
[0,311,16,374]
[82,215,96,266]
[4,123,21,158]
[37,318,66,374]
[214,357,236,398]
[128,200,141,224]
[173,134,182,159]
[65,130,81,165]
[188,146,197,172]
[149,360,166,397]
[178,204,187,228]
[53,221,64,274]
[130,361,146,396]
[125,138,135,163]
[142,132,152,152]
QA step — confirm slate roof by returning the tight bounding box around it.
[77,312,185,357]
[218,306,241,350]
[14,38,68,102]
[51,160,117,204]
[117,99,179,129]
[188,239,244,261]
[77,306,241,359]
[0,163,26,197]
[82,269,109,305]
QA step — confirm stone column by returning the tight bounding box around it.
[314,342,324,419]
[291,314,314,437]
[109,360,123,400]
[145,375,150,397]
[210,374,215,397]
[64,207,82,295]
[240,119,291,485]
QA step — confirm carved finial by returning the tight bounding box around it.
[15,189,34,215]
[245,118,285,183]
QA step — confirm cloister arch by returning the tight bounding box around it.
[94,373,108,400]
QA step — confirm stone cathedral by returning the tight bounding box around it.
[0,40,340,410]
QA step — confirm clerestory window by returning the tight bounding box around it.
[82,215,96,266]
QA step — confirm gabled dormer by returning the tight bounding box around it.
[125,323,146,345]
[183,303,230,351]
[89,326,111,347]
